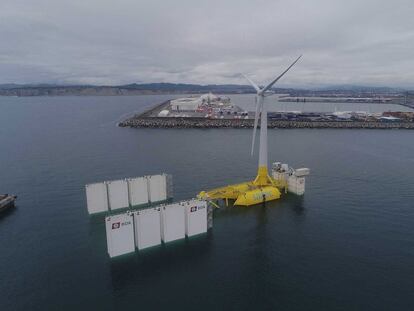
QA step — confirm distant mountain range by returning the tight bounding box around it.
[0,82,410,96]
[0,83,255,96]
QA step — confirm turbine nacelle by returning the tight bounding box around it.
[262,90,275,97]
[243,55,302,163]
[244,55,302,97]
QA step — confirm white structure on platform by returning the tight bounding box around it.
[271,162,310,196]
[105,212,135,258]
[133,207,162,250]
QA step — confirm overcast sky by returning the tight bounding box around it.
[1,0,414,87]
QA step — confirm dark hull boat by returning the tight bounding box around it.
[0,194,17,213]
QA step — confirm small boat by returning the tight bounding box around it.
[0,194,17,213]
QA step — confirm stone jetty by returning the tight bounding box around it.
[119,116,414,129]
[118,99,414,129]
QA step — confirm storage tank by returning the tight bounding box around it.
[85,182,108,214]
[133,208,161,250]
[107,179,129,210]
[184,200,207,237]
[158,110,169,117]
[160,203,185,243]
[105,212,135,258]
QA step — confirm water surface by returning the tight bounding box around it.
[0,95,413,310]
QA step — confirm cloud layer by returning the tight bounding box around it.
[1,0,414,87]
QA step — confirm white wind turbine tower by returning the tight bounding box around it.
[243,55,302,186]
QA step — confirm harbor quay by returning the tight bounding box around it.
[119,96,414,129]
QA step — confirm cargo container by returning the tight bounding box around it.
[160,203,185,243]
[107,179,129,210]
[184,200,207,237]
[133,208,161,250]
[85,182,108,214]
[105,212,135,258]
[127,177,149,207]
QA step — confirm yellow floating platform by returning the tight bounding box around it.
[234,185,281,206]
[198,166,287,207]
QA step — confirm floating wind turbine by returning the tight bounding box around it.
[198,55,302,206]
[243,55,302,186]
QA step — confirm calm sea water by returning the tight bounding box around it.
[0,95,413,311]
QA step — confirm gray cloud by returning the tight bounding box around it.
[1,0,414,87]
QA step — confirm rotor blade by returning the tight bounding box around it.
[242,74,261,93]
[251,97,262,156]
[261,55,302,93]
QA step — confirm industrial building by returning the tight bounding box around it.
[170,97,201,111]
[169,93,233,114]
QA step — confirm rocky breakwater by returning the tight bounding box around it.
[119,116,414,129]
[119,117,252,128]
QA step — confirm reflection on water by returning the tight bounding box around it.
[0,205,17,220]
[109,233,213,290]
